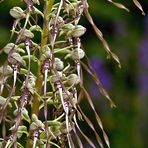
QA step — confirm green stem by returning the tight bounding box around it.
[26,0,55,147]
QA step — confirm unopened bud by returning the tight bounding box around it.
[71,25,86,37]
[32,0,40,5]
[41,46,51,61]
[22,29,34,39]
[21,75,36,94]
[63,23,75,30]
[42,45,50,53]
[50,72,65,83]
[0,65,13,75]
[9,52,22,64]
[71,48,85,60]
[50,14,64,26]
[32,114,38,122]
[50,75,59,83]
[29,25,42,32]
[55,58,64,71]
[3,43,25,54]
[3,43,16,54]
[10,7,26,19]
[29,75,36,86]
[31,114,44,129]
[0,96,6,106]
[67,74,79,86]
[30,122,38,131]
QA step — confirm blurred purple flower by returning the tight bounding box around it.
[88,57,112,98]
[139,39,148,67]
[139,16,148,68]
[113,20,126,37]
[138,16,148,97]
[138,74,148,97]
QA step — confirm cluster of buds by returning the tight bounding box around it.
[0,0,114,147]
[0,0,87,147]
[0,0,143,147]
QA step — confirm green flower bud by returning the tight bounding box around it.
[71,25,86,37]
[63,23,75,31]
[13,108,18,116]
[29,75,36,86]
[27,83,35,94]
[0,65,13,75]
[50,72,65,83]
[32,114,38,122]
[31,114,44,129]
[35,119,45,129]
[42,45,50,53]
[22,108,30,123]
[22,29,34,39]
[30,122,38,131]
[50,75,59,83]
[0,96,6,106]
[50,126,61,137]
[41,46,51,61]
[29,25,42,32]
[3,43,25,54]
[62,23,75,36]
[71,48,85,60]
[44,50,51,58]
[50,14,64,26]
[16,46,25,53]
[32,0,40,5]
[66,74,79,86]
[17,126,28,138]
[21,60,27,67]
[62,91,73,100]
[55,91,72,101]
[3,43,16,54]
[41,51,51,61]
[21,75,36,94]
[55,58,64,71]
[10,7,26,19]
[60,121,72,133]
[9,52,23,64]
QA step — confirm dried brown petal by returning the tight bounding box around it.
[133,0,145,15]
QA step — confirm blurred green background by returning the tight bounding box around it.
[0,0,148,147]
